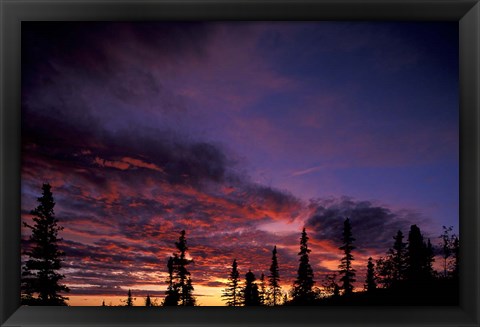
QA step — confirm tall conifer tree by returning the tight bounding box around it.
[174,230,196,306]
[268,246,282,306]
[406,225,426,283]
[21,183,69,305]
[291,228,317,304]
[222,259,241,306]
[364,257,377,292]
[125,289,134,306]
[163,256,180,305]
[376,230,407,288]
[145,294,152,306]
[163,230,195,306]
[339,218,356,296]
[390,230,407,283]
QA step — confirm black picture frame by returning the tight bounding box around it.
[1,0,479,326]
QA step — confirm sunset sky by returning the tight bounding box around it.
[21,21,459,306]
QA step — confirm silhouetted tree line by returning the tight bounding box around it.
[21,184,197,307]
[21,184,459,306]
[222,245,287,306]
[113,229,198,306]
[221,219,459,306]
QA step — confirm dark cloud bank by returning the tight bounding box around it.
[307,197,432,254]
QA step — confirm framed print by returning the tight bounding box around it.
[1,1,479,326]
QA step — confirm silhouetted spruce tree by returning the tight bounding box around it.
[166,230,196,306]
[406,225,433,284]
[268,246,282,306]
[376,230,407,288]
[102,300,106,306]
[145,294,152,306]
[364,257,377,292]
[389,230,407,283]
[175,230,196,305]
[21,183,70,305]
[259,273,266,305]
[291,228,317,304]
[222,259,241,306]
[163,256,180,306]
[126,289,134,306]
[339,218,356,296]
[243,270,261,306]
[406,225,424,282]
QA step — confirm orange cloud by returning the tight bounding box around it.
[93,156,163,172]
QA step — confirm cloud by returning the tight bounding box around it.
[93,156,163,172]
[21,79,307,299]
[291,165,325,177]
[306,197,431,255]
